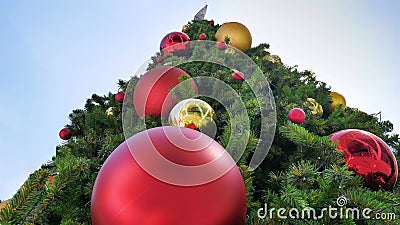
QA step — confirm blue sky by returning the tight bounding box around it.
[0,1,399,200]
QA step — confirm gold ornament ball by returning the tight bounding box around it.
[305,98,323,115]
[169,98,216,134]
[330,92,346,112]
[215,22,252,52]
[265,54,282,64]
[106,107,115,116]
[182,24,190,32]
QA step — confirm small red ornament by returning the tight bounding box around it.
[133,66,198,117]
[210,20,214,26]
[218,42,227,50]
[115,91,125,103]
[288,108,306,124]
[199,33,207,40]
[48,172,59,183]
[155,56,163,63]
[160,32,190,54]
[232,71,245,80]
[59,128,72,140]
[330,129,398,191]
[91,126,247,225]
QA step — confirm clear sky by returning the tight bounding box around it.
[1,0,399,201]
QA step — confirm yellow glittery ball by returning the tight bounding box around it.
[215,22,252,52]
[169,99,216,134]
[265,54,282,64]
[106,107,115,116]
[305,98,323,115]
[330,92,346,112]
[182,24,190,32]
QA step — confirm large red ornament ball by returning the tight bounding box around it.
[160,31,190,54]
[91,126,247,225]
[133,66,197,117]
[288,108,306,124]
[59,128,72,140]
[330,129,398,190]
[115,91,125,103]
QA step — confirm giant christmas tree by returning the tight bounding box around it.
[1,11,399,225]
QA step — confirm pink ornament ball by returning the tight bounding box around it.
[288,108,306,124]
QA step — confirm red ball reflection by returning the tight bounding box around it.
[160,32,190,54]
[330,129,398,191]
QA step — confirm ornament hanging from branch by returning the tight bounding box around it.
[168,98,216,137]
[329,91,346,113]
[288,108,306,124]
[115,91,125,103]
[215,22,252,52]
[330,129,398,191]
[59,127,72,140]
[48,172,59,184]
[160,32,191,55]
[304,98,323,116]
[105,107,115,116]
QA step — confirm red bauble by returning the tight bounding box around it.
[59,128,72,140]
[115,91,125,103]
[91,126,247,225]
[133,66,197,117]
[330,129,398,190]
[160,32,190,54]
[199,33,207,40]
[210,20,215,26]
[288,108,306,124]
[218,42,227,50]
[155,56,163,63]
[232,71,245,80]
[48,172,58,183]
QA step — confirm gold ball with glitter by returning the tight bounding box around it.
[329,91,346,112]
[169,99,216,136]
[305,98,323,115]
[265,54,282,64]
[106,107,115,116]
[182,24,190,32]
